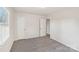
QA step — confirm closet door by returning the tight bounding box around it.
[40,17,46,36]
[23,15,40,39]
[16,16,25,39]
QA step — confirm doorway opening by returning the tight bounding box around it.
[46,18,50,36]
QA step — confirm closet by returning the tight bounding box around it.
[16,13,46,40]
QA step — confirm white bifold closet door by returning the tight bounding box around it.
[16,16,26,39]
[40,17,46,36]
[24,15,40,39]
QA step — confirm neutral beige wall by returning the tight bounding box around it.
[0,8,15,52]
[50,8,79,51]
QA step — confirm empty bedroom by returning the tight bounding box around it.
[0,7,79,52]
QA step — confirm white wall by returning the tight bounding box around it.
[16,12,46,40]
[50,9,79,51]
[0,8,15,52]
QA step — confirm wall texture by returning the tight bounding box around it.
[50,8,79,51]
[0,8,15,52]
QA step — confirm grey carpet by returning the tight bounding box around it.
[10,36,78,52]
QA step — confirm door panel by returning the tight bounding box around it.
[24,15,40,38]
[17,16,25,39]
[40,17,46,36]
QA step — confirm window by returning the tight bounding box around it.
[0,7,8,25]
[0,7,9,44]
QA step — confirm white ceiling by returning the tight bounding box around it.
[14,7,79,16]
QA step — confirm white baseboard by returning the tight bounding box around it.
[51,38,79,51]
